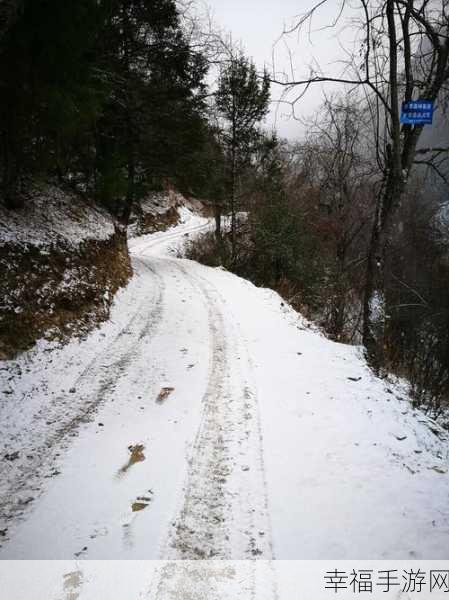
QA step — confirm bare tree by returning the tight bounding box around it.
[298,94,375,339]
[271,0,449,366]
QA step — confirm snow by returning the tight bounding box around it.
[3,560,449,599]
[0,208,448,563]
[0,185,115,248]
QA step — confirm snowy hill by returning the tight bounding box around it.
[0,184,115,249]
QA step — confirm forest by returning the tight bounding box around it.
[2,0,449,579]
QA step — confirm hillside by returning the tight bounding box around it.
[0,184,132,358]
[0,183,206,359]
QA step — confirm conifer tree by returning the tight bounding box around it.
[215,52,270,258]
[95,0,208,222]
[0,0,209,214]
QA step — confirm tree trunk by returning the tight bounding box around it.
[362,0,403,368]
[362,171,404,369]
[230,135,237,261]
[362,197,383,368]
[121,155,135,227]
[214,204,222,240]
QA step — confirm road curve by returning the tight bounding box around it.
[0,216,274,561]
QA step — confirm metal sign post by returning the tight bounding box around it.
[400,100,434,125]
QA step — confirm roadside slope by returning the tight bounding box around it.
[0,184,131,358]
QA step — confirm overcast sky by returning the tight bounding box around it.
[204,0,354,140]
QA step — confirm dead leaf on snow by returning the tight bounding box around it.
[156,387,175,404]
[117,444,145,477]
[132,500,150,512]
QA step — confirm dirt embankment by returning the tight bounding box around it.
[0,185,132,358]
[129,191,211,237]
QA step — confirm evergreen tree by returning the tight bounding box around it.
[94,0,208,221]
[250,134,321,293]
[215,51,270,258]
[0,0,209,215]
[0,0,106,207]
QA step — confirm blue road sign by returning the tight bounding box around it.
[400,99,434,125]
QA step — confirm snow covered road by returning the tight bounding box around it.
[1,211,449,560]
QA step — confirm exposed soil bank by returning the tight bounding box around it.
[0,184,131,358]
[129,191,211,237]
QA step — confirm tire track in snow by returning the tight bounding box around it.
[0,257,164,529]
[209,271,276,559]
[162,260,274,560]
[148,561,257,600]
